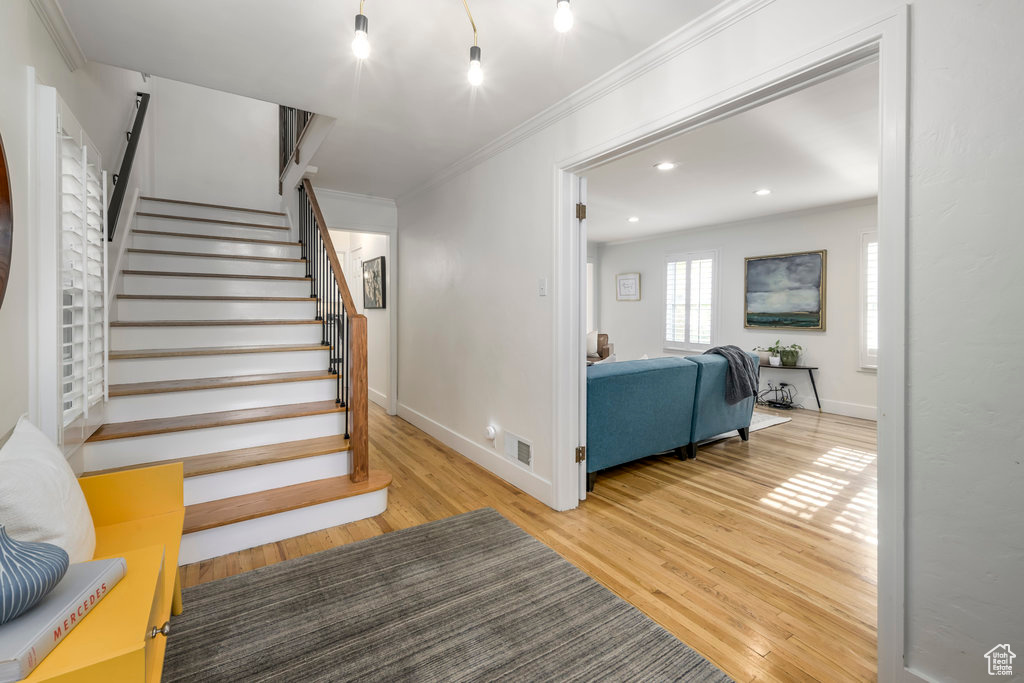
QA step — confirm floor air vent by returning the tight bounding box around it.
[504,432,533,471]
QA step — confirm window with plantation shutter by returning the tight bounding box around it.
[665,251,717,350]
[860,231,878,369]
[56,101,108,446]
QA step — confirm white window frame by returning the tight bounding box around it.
[663,250,718,352]
[586,261,595,333]
[860,230,879,370]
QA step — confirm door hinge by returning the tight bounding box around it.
[575,445,586,463]
[575,203,587,220]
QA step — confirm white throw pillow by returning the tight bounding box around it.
[0,416,96,562]
[587,330,599,356]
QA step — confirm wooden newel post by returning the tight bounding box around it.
[349,314,369,483]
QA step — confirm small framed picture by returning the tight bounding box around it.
[616,272,640,301]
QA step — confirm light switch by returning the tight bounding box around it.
[538,278,548,296]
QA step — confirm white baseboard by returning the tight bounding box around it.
[818,399,877,421]
[369,387,388,409]
[397,403,554,506]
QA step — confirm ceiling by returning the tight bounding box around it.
[585,61,880,243]
[55,0,721,198]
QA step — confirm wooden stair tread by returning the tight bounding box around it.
[109,370,336,396]
[116,294,315,302]
[110,343,329,359]
[136,211,288,230]
[111,320,321,327]
[87,400,345,442]
[84,435,351,478]
[122,270,310,281]
[127,248,304,263]
[183,470,391,534]
[133,229,298,246]
[140,196,287,217]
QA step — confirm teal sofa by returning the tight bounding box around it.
[585,353,758,490]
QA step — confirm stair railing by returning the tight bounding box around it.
[279,106,313,193]
[108,92,150,240]
[298,179,369,483]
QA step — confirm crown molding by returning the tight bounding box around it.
[313,186,397,208]
[29,0,86,72]
[397,0,775,204]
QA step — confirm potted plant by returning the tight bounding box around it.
[752,345,772,365]
[779,342,803,367]
[764,340,783,367]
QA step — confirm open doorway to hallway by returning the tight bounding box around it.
[576,58,882,677]
[329,228,392,412]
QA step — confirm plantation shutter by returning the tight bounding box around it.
[58,103,108,435]
[665,251,716,350]
[861,231,878,368]
[59,129,87,426]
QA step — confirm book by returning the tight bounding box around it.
[0,557,126,683]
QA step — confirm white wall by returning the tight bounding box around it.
[329,230,390,409]
[0,0,148,433]
[396,1,1024,680]
[148,77,279,212]
[595,201,877,419]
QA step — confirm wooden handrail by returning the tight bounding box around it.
[301,178,367,483]
[302,178,358,316]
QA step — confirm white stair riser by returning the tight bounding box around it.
[132,233,301,259]
[121,273,310,298]
[178,488,387,565]
[110,349,330,383]
[138,201,288,227]
[116,298,316,321]
[111,324,322,350]
[128,252,305,277]
[107,379,338,422]
[184,451,352,505]
[136,215,290,240]
[83,411,347,471]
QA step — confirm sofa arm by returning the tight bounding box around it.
[79,462,184,527]
[687,354,758,443]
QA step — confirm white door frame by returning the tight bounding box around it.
[552,7,911,680]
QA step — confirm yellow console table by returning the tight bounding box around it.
[26,463,185,682]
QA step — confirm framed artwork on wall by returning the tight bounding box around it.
[616,272,640,301]
[363,256,386,309]
[0,131,12,311]
[744,250,826,330]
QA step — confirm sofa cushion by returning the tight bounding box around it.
[0,416,96,562]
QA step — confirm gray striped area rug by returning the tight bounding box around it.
[163,508,731,682]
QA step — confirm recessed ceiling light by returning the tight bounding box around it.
[754,188,772,196]
[628,216,640,223]
[655,162,677,171]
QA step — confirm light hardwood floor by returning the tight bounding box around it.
[182,404,878,682]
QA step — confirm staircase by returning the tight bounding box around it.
[85,196,390,566]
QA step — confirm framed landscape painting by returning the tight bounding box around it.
[744,250,826,330]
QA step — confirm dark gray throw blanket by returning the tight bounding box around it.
[704,345,759,404]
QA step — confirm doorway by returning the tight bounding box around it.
[329,229,394,413]
[555,16,908,678]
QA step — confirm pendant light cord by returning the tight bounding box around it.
[359,0,365,13]
[462,0,478,46]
